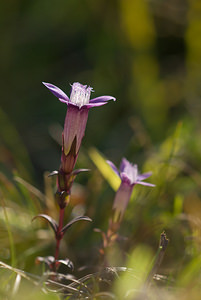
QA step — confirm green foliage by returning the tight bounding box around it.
[114,246,153,299]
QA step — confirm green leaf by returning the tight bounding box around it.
[61,216,92,235]
[88,147,121,191]
[32,214,58,235]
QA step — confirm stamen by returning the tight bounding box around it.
[70,82,93,107]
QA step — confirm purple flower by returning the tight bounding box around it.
[43,82,115,175]
[107,158,155,224]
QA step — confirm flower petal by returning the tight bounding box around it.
[106,160,120,177]
[90,96,116,103]
[136,181,155,187]
[59,98,69,104]
[83,102,108,108]
[137,172,152,181]
[42,82,69,101]
[119,158,130,173]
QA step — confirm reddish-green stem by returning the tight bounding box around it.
[54,207,65,262]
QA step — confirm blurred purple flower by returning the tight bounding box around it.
[43,82,115,175]
[107,158,155,224]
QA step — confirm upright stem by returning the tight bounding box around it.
[145,232,169,286]
[54,207,65,262]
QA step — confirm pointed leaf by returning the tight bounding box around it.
[72,168,90,176]
[48,170,59,177]
[35,256,55,266]
[32,214,58,234]
[61,216,92,234]
[57,259,74,270]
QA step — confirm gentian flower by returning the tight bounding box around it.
[43,82,116,189]
[107,158,155,225]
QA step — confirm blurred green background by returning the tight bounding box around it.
[1,0,201,293]
[0,0,193,175]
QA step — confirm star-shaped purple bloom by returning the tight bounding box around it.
[43,82,115,175]
[107,158,155,187]
[107,158,155,223]
[43,82,116,109]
